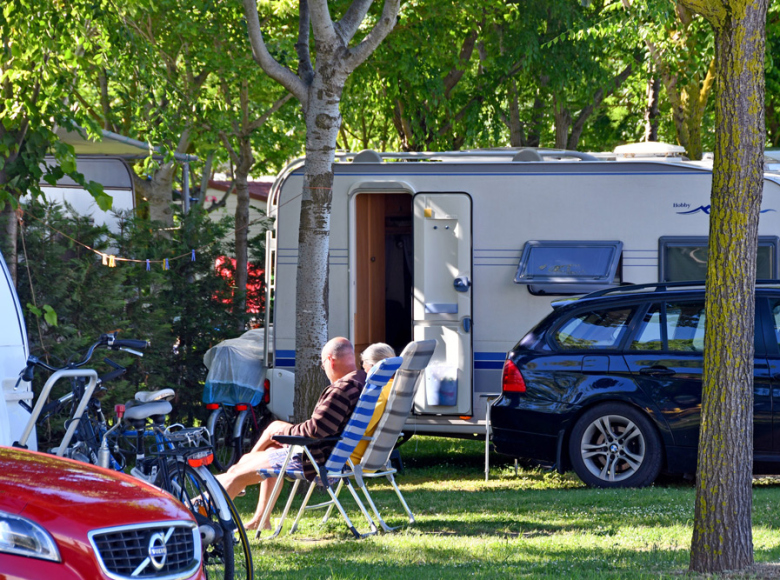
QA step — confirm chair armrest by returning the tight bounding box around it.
[272,435,341,446]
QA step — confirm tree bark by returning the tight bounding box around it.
[644,73,660,142]
[234,136,253,321]
[687,0,769,573]
[0,202,18,286]
[243,0,400,421]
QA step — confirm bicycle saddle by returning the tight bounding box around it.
[135,388,175,403]
[124,400,173,421]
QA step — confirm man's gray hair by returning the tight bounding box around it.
[361,343,395,367]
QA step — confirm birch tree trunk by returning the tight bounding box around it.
[243,0,400,420]
[681,0,769,573]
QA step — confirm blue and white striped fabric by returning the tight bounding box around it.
[324,356,402,473]
[257,356,402,482]
[361,340,436,472]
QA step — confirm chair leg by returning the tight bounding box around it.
[289,481,318,534]
[386,471,415,525]
[321,480,376,538]
[357,477,395,533]
[321,478,344,524]
[342,479,378,536]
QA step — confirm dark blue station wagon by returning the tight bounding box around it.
[491,282,780,487]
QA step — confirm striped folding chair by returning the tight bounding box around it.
[326,340,435,532]
[255,355,403,539]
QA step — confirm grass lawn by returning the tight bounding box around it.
[232,437,780,579]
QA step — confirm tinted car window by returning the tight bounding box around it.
[630,304,663,350]
[629,300,705,352]
[770,300,780,351]
[553,308,633,350]
[667,301,706,352]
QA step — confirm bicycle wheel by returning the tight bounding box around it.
[234,408,270,458]
[155,458,235,580]
[207,407,236,472]
[212,477,254,580]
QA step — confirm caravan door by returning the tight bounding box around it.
[412,193,472,416]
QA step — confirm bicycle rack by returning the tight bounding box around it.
[15,369,99,455]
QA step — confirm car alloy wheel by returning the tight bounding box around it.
[569,403,662,488]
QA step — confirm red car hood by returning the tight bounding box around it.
[0,446,193,529]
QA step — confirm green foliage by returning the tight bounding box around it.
[0,0,110,206]
[15,199,261,445]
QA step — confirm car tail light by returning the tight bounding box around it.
[235,403,248,412]
[502,359,526,393]
[263,378,270,404]
[205,403,219,411]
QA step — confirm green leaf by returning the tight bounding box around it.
[43,305,58,327]
[27,303,42,317]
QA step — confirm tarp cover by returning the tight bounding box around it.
[202,328,267,406]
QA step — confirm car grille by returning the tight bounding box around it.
[90,521,199,580]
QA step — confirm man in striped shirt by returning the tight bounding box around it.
[216,337,366,531]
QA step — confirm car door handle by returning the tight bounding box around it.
[639,366,676,376]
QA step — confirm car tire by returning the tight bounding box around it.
[569,403,662,488]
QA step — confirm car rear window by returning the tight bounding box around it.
[553,308,633,350]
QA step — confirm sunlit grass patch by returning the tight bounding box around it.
[231,436,780,579]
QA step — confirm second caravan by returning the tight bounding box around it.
[261,144,780,438]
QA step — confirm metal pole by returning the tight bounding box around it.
[183,162,190,213]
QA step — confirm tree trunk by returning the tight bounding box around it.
[1,201,18,286]
[507,79,525,147]
[553,104,571,150]
[644,74,660,142]
[689,0,769,573]
[293,74,343,422]
[234,136,253,322]
[146,162,177,227]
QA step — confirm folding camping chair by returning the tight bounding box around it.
[255,355,403,539]
[323,339,436,532]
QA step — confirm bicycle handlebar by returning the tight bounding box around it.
[110,339,148,350]
[20,333,148,378]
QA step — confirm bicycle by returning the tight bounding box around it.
[205,399,271,472]
[13,333,254,580]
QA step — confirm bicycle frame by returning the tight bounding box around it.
[15,369,98,456]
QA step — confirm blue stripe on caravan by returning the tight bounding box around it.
[475,361,505,370]
[275,350,296,367]
[474,352,506,361]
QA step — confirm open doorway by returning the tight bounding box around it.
[354,193,413,356]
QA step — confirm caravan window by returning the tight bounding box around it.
[660,236,780,282]
[514,240,623,295]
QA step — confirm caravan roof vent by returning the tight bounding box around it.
[352,150,383,163]
[512,149,544,162]
[613,141,686,158]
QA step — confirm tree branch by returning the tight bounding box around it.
[334,0,373,43]
[296,0,314,84]
[242,0,308,105]
[442,29,478,99]
[219,130,240,166]
[308,0,337,44]
[343,0,400,73]
[676,0,726,28]
[247,93,294,133]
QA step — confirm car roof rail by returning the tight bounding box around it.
[581,279,780,301]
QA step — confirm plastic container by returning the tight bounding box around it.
[425,364,458,406]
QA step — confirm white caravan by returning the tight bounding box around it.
[262,144,780,437]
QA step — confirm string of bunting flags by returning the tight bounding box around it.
[19,207,215,271]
